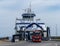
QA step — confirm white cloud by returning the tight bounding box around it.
[31,0,60,6]
[0,0,16,6]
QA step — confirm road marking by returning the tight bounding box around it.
[55,43,58,46]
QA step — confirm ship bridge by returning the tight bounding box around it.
[22,13,36,21]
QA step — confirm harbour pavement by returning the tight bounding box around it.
[0,41,60,46]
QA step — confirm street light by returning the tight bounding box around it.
[55,24,58,36]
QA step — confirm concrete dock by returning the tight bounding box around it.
[0,41,60,46]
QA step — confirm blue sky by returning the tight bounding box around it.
[0,0,60,37]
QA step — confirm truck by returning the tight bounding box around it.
[32,30,42,42]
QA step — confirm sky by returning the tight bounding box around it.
[0,0,60,37]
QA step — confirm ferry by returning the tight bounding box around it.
[12,5,50,42]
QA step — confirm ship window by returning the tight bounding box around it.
[22,14,35,17]
[23,16,33,19]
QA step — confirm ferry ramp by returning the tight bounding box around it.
[0,41,60,46]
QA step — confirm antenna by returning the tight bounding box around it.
[27,2,32,13]
[29,2,31,12]
[23,2,32,13]
[29,2,34,13]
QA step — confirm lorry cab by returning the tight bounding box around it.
[32,30,42,42]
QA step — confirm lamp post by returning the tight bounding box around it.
[56,24,58,36]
